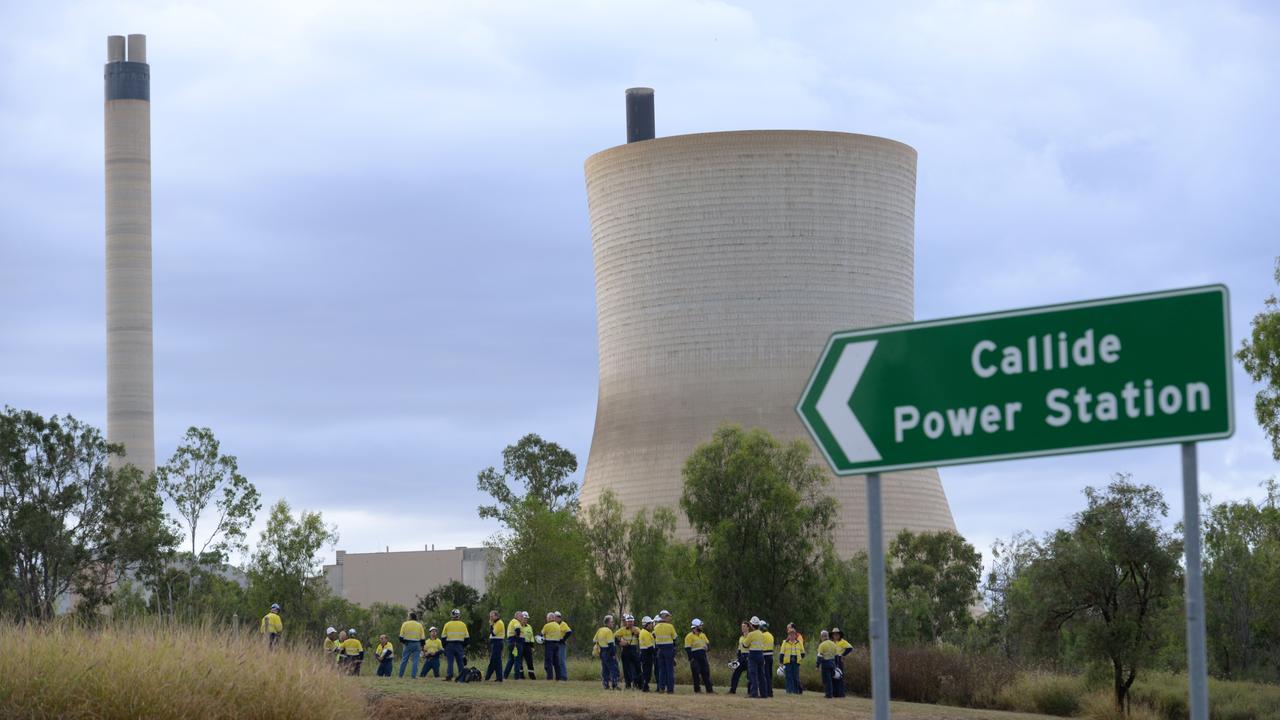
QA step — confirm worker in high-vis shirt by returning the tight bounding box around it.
[779,626,805,694]
[637,616,655,692]
[260,603,282,650]
[831,627,853,698]
[398,611,427,678]
[728,621,751,694]
[683,618,714,693]
[592,614,621,690]
[375,634,395,677]
[541,612,566,680]
[816,629,839,699]
[652,610,678,694]
[503,611,525,679]
[323,626,340,656]
[341,628,365,676]
[614,614,639,689]
[746,616,768,699]
[421,627,443,678]
[555,611,571,680]
[519,611,537,679]
[441,609,470,680]
[335,630,348,666]
[760,620,776,697]
[484,610,506,682]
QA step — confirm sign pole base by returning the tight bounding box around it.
[866,471,890,720]
[1182,442,1209,720]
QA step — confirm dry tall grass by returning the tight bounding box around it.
[0,621,365,719]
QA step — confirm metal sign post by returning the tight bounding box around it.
[866,471,890,720]
[1182,442,1208,720]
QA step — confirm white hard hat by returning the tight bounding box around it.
[659,609,671,617]
[270,603,280,611]
[750,616,761,626]
[522,611,530,618]
[691,618,703,628]
[451,608,461,617]
[760,619,769,628]
[641,616,653,624]
[429,626,438,632]
[348,628,357,635]
[554,611,562,617]
[623,614,634,622]
[326,626,336,634]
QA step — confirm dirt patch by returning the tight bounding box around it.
[367,692,699,720]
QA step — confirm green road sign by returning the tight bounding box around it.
[797,286,1234,475]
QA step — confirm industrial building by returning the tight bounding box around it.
[579,89,957,557]
[323,546,496,609]
[104,34,155,473]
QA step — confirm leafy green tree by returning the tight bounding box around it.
[414,579,487,638]
[680,424,837,639]
[1022,477,1182,711]
[627,507,679,617]
[821,551,869,641]
[982,531,1040,660]
[1238,257,1280,460]
[0,407,177,620]
[246,500,337,640]
[157,427,260,564]
[476,433,579,523]
[583,490,631,619]
[887,530,982,643]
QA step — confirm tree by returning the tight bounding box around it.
[246,500,337,640]
[627,506,679,617]
[476,434,579,523]
[1022,477,1182,711]
[982,531,1040,660]
[0,407,177,620]
[680,424,837,640]
[1238,257,1280,460]
[583,490,631,619]
[887,530,982,643]
[414,580,484,639]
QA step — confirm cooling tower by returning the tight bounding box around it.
[104,34,154,473]
[580,94,956,557]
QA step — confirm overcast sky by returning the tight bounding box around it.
[1,0,1277,569]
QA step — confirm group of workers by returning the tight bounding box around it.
[265,603,858,699]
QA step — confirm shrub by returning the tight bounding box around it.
[997,672,1085,716]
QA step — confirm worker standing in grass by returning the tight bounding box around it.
[684,618,714,693]
[652,610,677,694]
[728,621,751,695]
[614,614,639,689]
[555,611,571,680]
[503,611,525,679]
[342,629,365,676]
[441,609,470,680]
[335,630,348,667]
[324,626,340,655]
[398,611,427,678]
[520,611,538,679]
[592,614,621,690]
[484,610,505,682]
[540,611,566,680]
[421,627,443,678]
[816,630,838,699]
[831,627,852,698]
[375,634,395,677]
[637,616,655,692]
[760,620,775,697]
[779,626,805,694]
[746,616,767,699]
[260,603,283,650]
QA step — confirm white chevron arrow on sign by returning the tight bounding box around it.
[814,340,881,463]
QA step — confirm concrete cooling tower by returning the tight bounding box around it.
[579,88,956,557]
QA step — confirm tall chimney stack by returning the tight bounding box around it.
[104,34,154,473]
[625,87,655,143]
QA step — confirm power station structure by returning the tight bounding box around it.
[579,88,957,557]
[104,34,155,473]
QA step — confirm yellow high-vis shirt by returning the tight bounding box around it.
[737,635,750,653]
[652,622,677,645]
[425,638,443,656]
[817,639,839,661]
[593,627,616,648]
[559,621,571,638]
[614,626,637,645]
[638,628,654,649]
[683,631,710,652]
[399,620,426,641]
[490,618,505,640]
[836,638,853,655]
[342,637,364,656]
[762,630,775,653]
[324,637,339,653]
[442,620,469,641]
[780,638,805,662]
[542,622,565,641]
[260,612,282,635]
[746,629,765,651]
[375,641,394,660]
[506,618,523,638]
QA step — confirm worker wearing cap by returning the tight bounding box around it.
[555,611,571,680]
[323,626,340,656]
[421,627,443,678]
[652,610,677,694]
[541,612,566,680]
[780,626,805,694]
[816,630,838,699]
[728,621,751,694]
[614,614,639,689]
[342,628,365,675]
[503,611,525,679]
[760,620,776,697]
[519,611,538,679]
[441,609,470,680]
[637,616,655,692]
[746,616,767,699]
[375,634,395,677]
[592,614,621,690]
[260,603,283,649]
[684,619,714,693]
[399,611,427,678]
[831,627,852,697]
